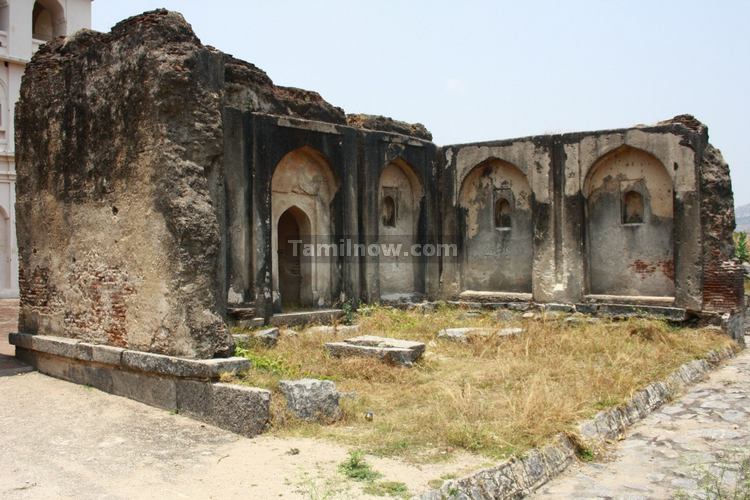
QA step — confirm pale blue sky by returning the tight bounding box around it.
[93,1,750,205]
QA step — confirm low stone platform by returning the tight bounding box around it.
[325,335,425,366]
[8,333,270,437]
[270,309,343,327]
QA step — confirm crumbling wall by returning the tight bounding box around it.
[699,143,744,313]
[16,10,232,358]
[16,6,741,357]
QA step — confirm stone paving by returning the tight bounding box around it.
[533,338,750,499]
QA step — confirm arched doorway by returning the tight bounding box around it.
[584,145,674,297]
[271,146,338,312]
[378,159,423,298]
[277,206,312,310]
[458,158,533,293]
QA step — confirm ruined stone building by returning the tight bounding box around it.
[14,10,745,362]
[0,0,91,298]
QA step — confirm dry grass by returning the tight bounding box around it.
[230,305,735,462]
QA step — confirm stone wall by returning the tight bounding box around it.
[15,9,743,359]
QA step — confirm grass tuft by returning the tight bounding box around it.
[363,480,410,498]
[338,451,382,482]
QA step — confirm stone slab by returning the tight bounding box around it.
[325,335,425,366]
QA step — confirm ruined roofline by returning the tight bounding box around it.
[27,8,432,142]
[246,111,435,146]
[29,9,708,150]
[441,114,710,151]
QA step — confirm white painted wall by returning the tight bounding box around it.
[0,0,91,297]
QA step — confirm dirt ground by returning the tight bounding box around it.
[0,300,483,499]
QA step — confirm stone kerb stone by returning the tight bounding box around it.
[325,335,425,366]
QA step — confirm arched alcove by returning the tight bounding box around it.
[0,2,9,33]
[378,159,424,298]
[459,158,532,293]
[33,0,65,41]
[271,146,338,312]
[584,145,674,297]
[494,198,512,229]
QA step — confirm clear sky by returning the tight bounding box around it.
[92,1,750,206]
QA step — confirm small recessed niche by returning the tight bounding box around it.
[622,190,644,224]
[112,206,119,216]
[382,195,396,227]
[494,198,512,229]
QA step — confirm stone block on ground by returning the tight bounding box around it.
[278,378,342,423]
[325,335,425,366]
[437,327,524,342]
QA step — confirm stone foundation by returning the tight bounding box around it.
[9,333,270,437]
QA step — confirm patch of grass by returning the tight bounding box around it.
[363,480,409,498]
[744,278,750,296]
[576,446,595,462]
[232,305,735,463]
[338,451,382,482]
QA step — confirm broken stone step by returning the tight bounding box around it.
[324,335,425,366]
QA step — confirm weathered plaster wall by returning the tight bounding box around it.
[458,159,533,292]
[585,146,674,297]
[439,117,734,314]
[378,160,424,298]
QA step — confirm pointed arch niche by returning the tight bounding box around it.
[458,158,532,293]
[271,146,338,311]
[377,158,424,297]
[584,145,675,297]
